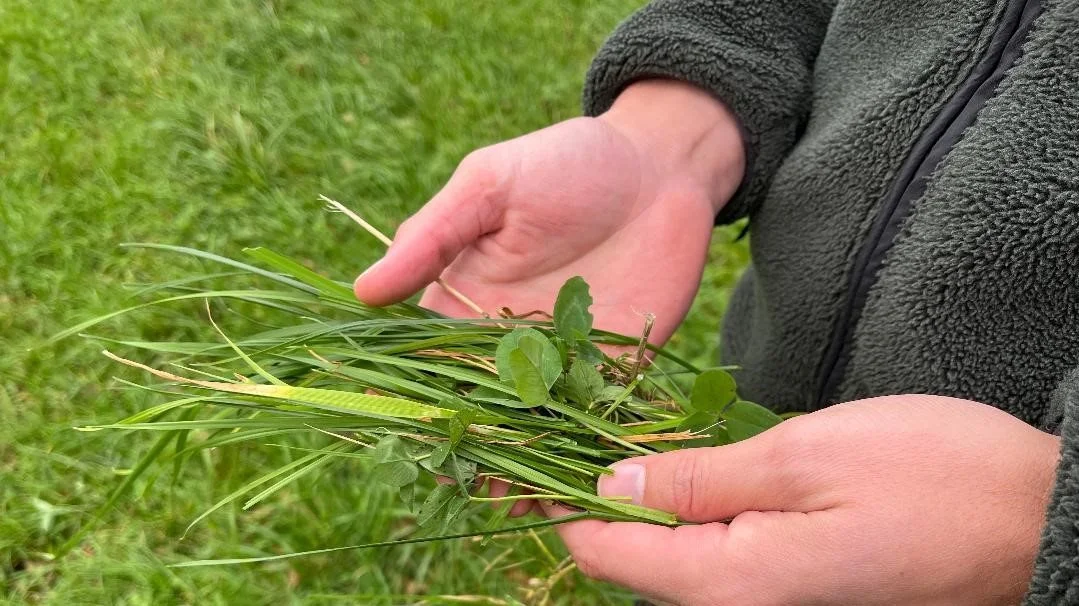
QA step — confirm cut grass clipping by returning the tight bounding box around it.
[55,221,782,567]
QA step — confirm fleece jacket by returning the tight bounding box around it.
[583,0,1079,602]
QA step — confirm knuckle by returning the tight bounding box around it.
[668,452,705,520]
[764,415,822,467]
[458,149,502,194]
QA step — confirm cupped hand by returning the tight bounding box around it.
[353,80,745,345]
[546,395,1060,605]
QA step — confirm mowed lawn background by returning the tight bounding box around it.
[0,1,749,603]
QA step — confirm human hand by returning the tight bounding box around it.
[546,395,1060,605]
[353,80,745,344]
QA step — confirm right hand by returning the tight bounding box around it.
[353,80,746,345]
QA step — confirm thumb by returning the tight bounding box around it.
[598,429,809,522]
[353,152,508,306]
[542,501,730,604]
[546,502,824,605]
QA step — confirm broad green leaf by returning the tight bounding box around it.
[449,411,474,448]
[508,349,550,407]
[417,484,458,528]
[553,276,593,342]
[494,328,560,387]
[576,339,605,364]
[711,424,733,446]
[438,493,471,534]
[494,328,533,383]
[419,451,476,486]
[725,418,765,442]
[595,385,627,402]
[677,411,717,433]
[399,483,417,512]
[371,460,418,487]
[517,334,561,388]
[721,400,783,441]
[428,443,451,469]
[689,369,738,413]
[466,386,505,401]
[447,453,476,491]
[553,336,569,368]
[371,436,419,488]
[567,359,604,405]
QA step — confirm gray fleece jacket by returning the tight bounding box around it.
[584,0,1079,602]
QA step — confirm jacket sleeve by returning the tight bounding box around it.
[582,0,837,224]
[1025,368,1079,604]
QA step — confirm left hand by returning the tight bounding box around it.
[546,395,1061,605]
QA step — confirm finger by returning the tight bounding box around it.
[540,502,727,604]
[545,502,829,605]
[597,428,813,522]
[353,152,508,306]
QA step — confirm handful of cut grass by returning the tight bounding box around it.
[57,206,782,565]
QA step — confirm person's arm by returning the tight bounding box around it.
[1025,368,1079,603]
[355,0,837,342]
[585,0,838,223]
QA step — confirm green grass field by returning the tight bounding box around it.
[0,1,747,603]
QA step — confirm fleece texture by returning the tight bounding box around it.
[842,0,1079,425]
[585,0,1079,601]
[583,0,836,224]
[1029,370,1079,604]
[588,0,1016,412]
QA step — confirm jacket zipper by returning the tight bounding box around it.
[814,0,1043,408]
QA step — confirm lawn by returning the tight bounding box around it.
[0,1,748,603]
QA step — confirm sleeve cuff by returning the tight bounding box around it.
[1025,368,1079,604]
[582,4,822,224]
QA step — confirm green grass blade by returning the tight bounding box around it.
[243,246,355,301]
[104,351,456,419]
[169,513,594,567]
[121,243,316,293]
[49,290,320,344]
[181,449,330,539]
[242,447,341,510]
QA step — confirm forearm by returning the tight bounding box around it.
[598,79,746,215]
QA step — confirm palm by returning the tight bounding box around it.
[357,117,716,345]
[421,186,713,344]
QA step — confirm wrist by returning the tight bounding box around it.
[598,79,746,215]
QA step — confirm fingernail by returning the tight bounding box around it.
[597,462,645,505]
